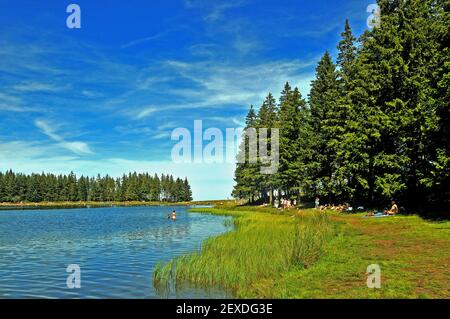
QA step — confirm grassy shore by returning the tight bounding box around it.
[153,205,450,298]
[0,200,234,210]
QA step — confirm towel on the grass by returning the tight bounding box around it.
[363,212,393,218]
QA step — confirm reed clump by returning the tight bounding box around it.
[153,208,335,297]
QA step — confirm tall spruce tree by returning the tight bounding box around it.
[427,0,450,208]
[232,105,260,202]
[337,19,357,87]
[308,52,342,203]
[277,83,307,200]
[346,0,442,207]
[257,93,278,204]
[336,19,360,203]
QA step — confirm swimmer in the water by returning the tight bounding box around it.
[171,209,177,221]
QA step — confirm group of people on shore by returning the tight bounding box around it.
[273,198,298,209]
[279,198,297,209]
[314,196,400,216]
[317,203,353,212]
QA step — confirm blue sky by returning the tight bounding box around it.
[0,0,373,200]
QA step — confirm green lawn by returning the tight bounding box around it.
[153,205,450,299]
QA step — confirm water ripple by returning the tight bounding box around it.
[0,206,231,298]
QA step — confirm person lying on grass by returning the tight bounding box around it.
[366,201,399,217]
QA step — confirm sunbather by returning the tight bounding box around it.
[385,201,398,215]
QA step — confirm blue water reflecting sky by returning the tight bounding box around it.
[0,206,230,298]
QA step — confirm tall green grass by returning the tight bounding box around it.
[153,208,335,297]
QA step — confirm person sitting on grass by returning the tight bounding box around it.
[385,201,399,215]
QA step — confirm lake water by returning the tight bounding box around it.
[0,206,231,298]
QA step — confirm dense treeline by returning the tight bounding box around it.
[0,170,193,203]
[233,0,450,212]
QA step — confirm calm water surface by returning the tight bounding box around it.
[0,206,231,298]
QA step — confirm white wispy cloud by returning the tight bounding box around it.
[188,43,218,57]
[121,24,192,49]
[0,93,21,104]
[204,1,246,22]
[157,121,179,131]
[0,104,29,112]
[204,116,245,127]
[34,119,94,156]
[81,90,101,98]
[135,107,158,120]
[114,121,179,138]
[233,36,260,55]
[152,131,172,140]
[174,59,313,103]
[0,93,38,113]
[0,140,52,159]
[119,57,316,120]
[184,0,248,22]
[135,76,175,91]
[0,40,63,75]
[12,81,67,92]
[121,30,172,49]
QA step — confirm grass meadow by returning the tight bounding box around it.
[153,205,450,298]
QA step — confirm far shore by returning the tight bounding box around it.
[0,200,235,211]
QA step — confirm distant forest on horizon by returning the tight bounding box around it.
[0,170,193,203]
